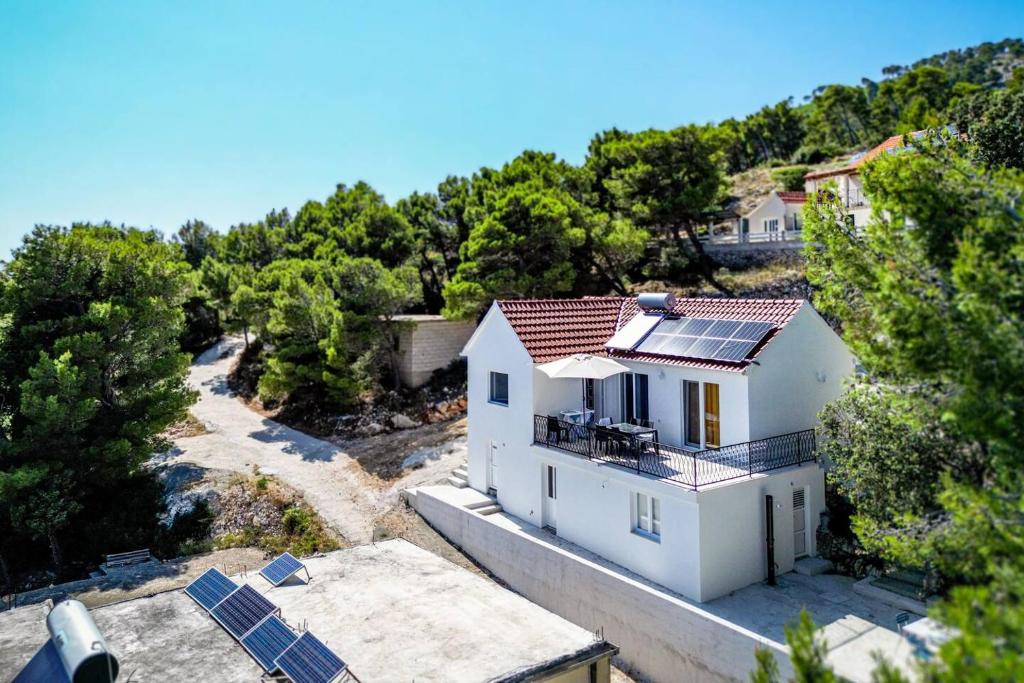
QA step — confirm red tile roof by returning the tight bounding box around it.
[804,131,926,181]
[497,298,624,364]
[496,296,805,371]
[777,191,807,204]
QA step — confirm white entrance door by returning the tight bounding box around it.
[793,488,808,558]
[487,441,498,493]
[542,465,557,531]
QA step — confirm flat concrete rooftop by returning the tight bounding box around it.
[0,539,608,682]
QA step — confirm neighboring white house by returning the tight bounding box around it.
[804,130,928,228]
[461,295,856,602]
[740,191,807,242]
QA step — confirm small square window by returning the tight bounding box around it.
[489,372,509,406]
[634,492,661,539]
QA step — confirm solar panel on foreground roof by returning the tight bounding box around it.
[184,567,238,611]
[275,631,347,683]
[240,615,299,672]
[12,640,69,683]
[260,551,306,587]
[634,316,774,363]
[211,584,278,639]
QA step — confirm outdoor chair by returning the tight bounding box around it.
[594,425,616,454]
[546,415,570,446]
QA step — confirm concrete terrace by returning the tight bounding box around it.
[0,539,614,683]
[410,485,924,682]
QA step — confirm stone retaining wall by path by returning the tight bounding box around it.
[407,485,795,683]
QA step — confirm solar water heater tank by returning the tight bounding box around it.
[637,292,676,311]
[46,599,120,683]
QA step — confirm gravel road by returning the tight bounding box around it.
[161,337,465,545]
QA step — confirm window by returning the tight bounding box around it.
[764,218,779,233]
[634,492,661,538]
[704,382,720,448]
[489,371,509,406]
[622,373,649,424]
[547,465,557,499]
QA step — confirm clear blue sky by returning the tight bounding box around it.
[1,1,1021,259]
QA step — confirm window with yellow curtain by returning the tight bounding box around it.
[704,383,720,447]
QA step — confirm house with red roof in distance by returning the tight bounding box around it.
[457,293,856,602]
[739,190,807,243]
[804,130,929,228]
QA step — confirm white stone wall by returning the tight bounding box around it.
[398,318,476,387]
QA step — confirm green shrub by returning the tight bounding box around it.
[282,507,311,535]
[771,166,811,191]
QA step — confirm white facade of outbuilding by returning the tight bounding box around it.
[461,297,856,602]
[742,191,807,240]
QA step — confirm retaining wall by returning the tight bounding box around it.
[409,486,794,683]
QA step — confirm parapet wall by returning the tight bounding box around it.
[408,486,794,683]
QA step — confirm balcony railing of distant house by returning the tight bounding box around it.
[699,227,803,246]
[533,415,817,491]
[845,188,867,209]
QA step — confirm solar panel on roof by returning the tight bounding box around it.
[13,640,69,683]
[241,615,299,672]
[211,584,278,639]
[185,567,238,611]
[275,631,347,683]
[633,316,775,363]
[260,552,306,587]
[605,313,663,351]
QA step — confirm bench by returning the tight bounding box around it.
[104,549,152,569]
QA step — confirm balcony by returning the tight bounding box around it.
[533,415,817,491]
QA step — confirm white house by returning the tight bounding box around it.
[460,294,856,602]
[740,191,807,242]
[804,130,928,228]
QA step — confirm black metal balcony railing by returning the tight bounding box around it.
[533,415,816,491]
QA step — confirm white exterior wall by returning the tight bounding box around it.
[463,298,853,604]
[463,305,536,496]
[746,194,785,235]
[744,193,804,237]
[610,361,750,448]
[530,445,703,599]
[696,463,825,601]
[746,304,856,440]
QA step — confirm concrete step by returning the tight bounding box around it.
[465,498,497,510]
[452,467,468,481]
[446,476,468,489]
[794,557,833,576]
[474,503,503,516]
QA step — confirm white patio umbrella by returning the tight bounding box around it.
[537,354,630,423]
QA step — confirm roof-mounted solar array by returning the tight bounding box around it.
[260,552,307,587]
[275,631,348,683]
[634,317,775,363]
[241,615,299,672]
[211,584,279,639]
[605,313,663,351]
[185,567,238,611]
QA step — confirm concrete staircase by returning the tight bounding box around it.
[447,466,469,489]
[466,498,503,516]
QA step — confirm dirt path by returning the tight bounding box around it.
[161,338,465,545]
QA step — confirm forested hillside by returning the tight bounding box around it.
[1,37,1022,591]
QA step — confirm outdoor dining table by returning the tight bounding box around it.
[607,422,659,455]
